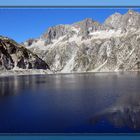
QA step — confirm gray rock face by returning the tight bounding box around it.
[0,36,49,70]
[42,25,69,44]
[40,18,102,44]
[104,12,122,29]
[73,18,102,38]
[24,10,140,73]
[104,10,140,31]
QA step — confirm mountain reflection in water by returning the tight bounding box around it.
[90,92,140,130]
[0,75,48,96]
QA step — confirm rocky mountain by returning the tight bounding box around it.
[24,10,140,73]
[104,10,140,31]
[0,36,49,71]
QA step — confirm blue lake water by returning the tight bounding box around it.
[0,72,140,133]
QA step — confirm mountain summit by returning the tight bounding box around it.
[23,10,140,73]
[104,9,140,30]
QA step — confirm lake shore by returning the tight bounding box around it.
[1,69,140,77]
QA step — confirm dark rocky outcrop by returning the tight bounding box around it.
[0,36,49,70]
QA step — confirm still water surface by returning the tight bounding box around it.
[0,72,140,133]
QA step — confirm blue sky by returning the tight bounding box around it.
[0,0,140,6]
[0,8,140,43]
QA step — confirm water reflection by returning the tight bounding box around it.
[90,92,140,129]
[0,75,47,96]
[0,73,140,132]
